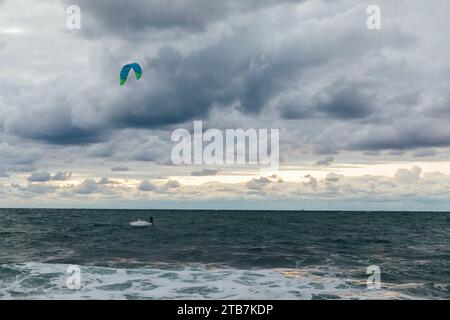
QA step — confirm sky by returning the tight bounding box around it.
[0,0,450,210]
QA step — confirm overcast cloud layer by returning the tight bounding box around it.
[1,0,450,209]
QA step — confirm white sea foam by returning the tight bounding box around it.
[129,220,152,227]
[0,262,420,300]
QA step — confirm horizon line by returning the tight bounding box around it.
[1,207,449,213]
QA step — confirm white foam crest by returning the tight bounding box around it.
[129,220,152,227]
[0,263,418,300]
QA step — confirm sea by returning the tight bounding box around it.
[0,209,449,300]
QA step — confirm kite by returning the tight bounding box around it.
[120,63,142,86]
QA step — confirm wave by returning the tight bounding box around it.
[0,262,420,300]
[129,220,152,227]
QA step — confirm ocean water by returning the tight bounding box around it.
[0,209,448,300]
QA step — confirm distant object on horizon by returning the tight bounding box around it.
[120,63,142,86]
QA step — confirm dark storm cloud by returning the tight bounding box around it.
[0,143,40,166]
[106,38,273,129]
[315,82,375,119]
[8,120,101,145]
[102,16,413,130]
[280,81,376,120]
[348,119,450,151]
[311,116,450,155]
[3,77,105,145]
[68,0,301,35]
[5,0,417,150]
[2,0,448,159]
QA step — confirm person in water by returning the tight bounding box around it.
[149,216,154,225]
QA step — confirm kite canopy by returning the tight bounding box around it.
[120,63,142,86]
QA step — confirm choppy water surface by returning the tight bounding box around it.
[0,209,448,299]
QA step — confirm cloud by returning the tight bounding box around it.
[412,149,437,158]
[138,180,156,192]
[282,80,376,120]
[315,81,376,119]
[111,166,129,172]
[1,0,438,163]
[304,174,318,189]
[74,179,99,194]
[5,163,450,209]
[2,1,450,209]
[165,180,181,189]
[325,172,343,183]
[51,171,72,181]
[3,74,104,145]
[98,177,119,185]
[27,171,51,182]
[68,0,301,35]
[347,120,450,151]
[27,171,71,182]
[131,136,172,163]
[8,0,416,149]
[0,143,41,167]
[395,166,422,185]
[190,169,219,176]
[386,91,422,106]
[0,170,9,178]
[246,177,272,190]
[315,156,335,166]
[19,183,57,194]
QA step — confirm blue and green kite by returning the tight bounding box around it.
[120,63,142,86]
